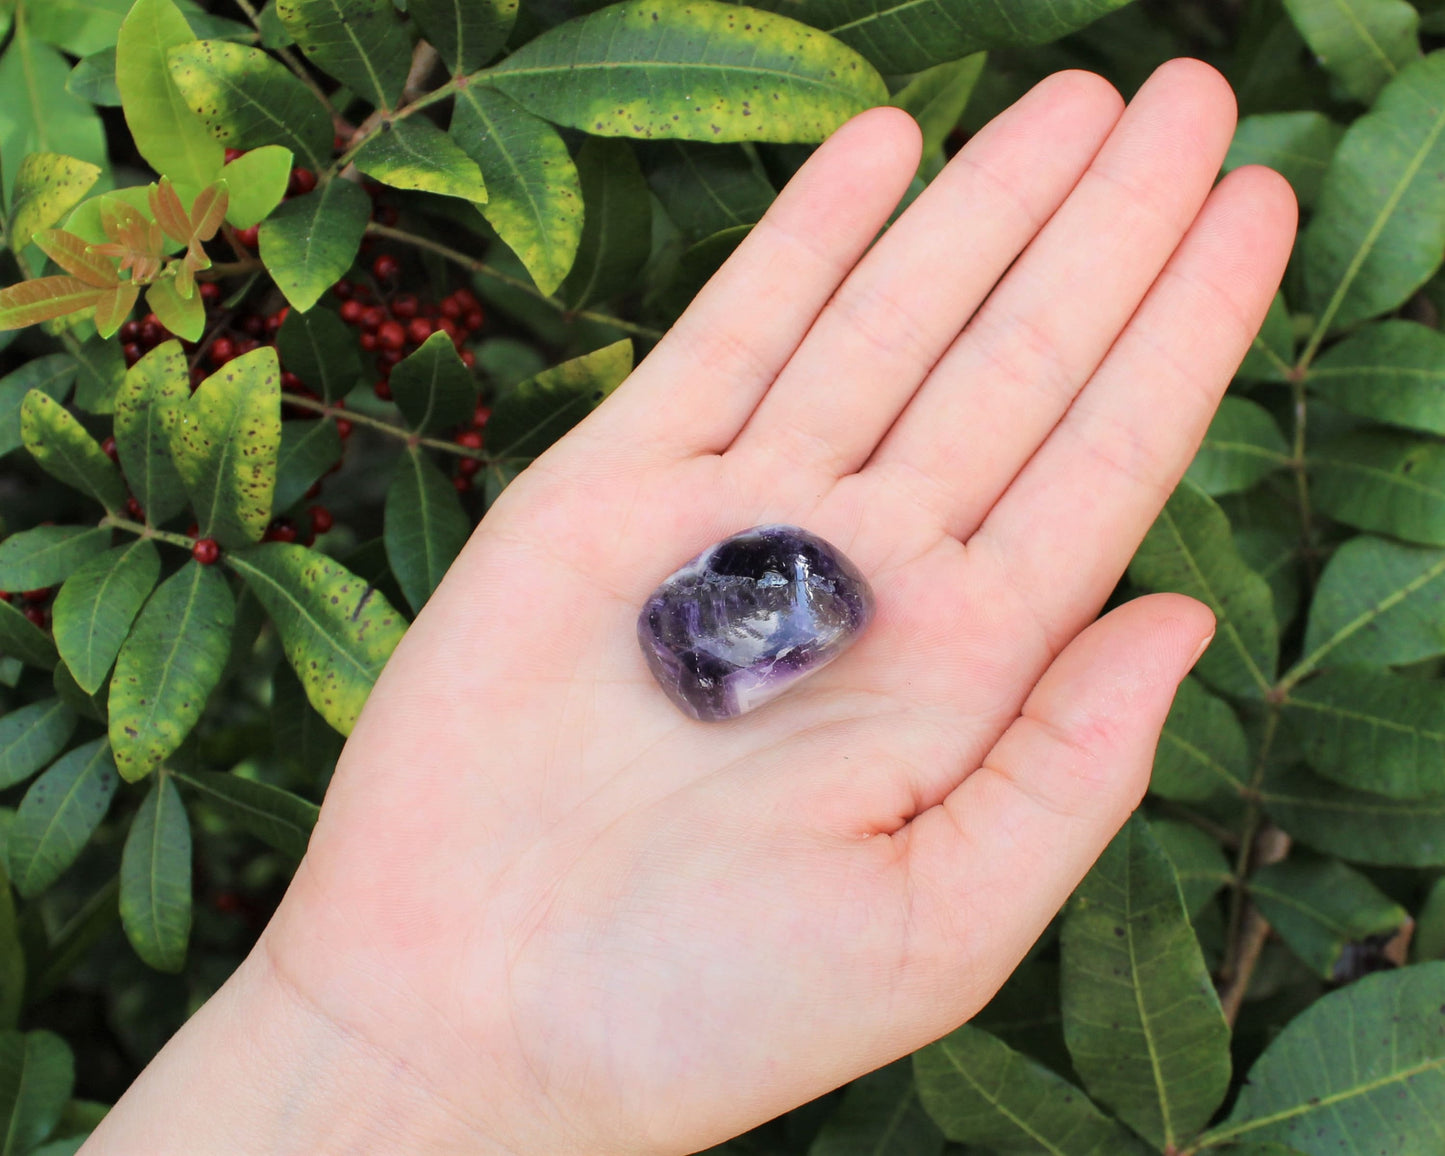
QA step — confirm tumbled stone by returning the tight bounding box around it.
[637,525,875,721]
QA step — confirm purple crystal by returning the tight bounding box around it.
[638,525,875,721]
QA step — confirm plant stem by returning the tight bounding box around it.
[101,514,195,551]
[364,222,666,341]
[1217,825,1290,1027]
[1217,707,1278,991]
[331,61,467,176]
[229,0,342,130]
[279,393,484,459]
[1287,365,1319,586]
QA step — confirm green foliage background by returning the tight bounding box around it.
[0,0,1444,1152]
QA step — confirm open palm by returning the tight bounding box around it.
[94,60,1295,1156]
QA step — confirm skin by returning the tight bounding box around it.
[83,59,1296,1156]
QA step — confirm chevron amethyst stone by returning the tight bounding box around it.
[638,525,875,721]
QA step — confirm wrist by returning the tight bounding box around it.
[81,935,502,1156]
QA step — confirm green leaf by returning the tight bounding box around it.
[219,145,293,230]
[389,331,477,434]
[0,354,76,458]
[1153,676,1249,801]
[889,54,986,161]
[0,868,22,1032]
[7,738,119,899]
[0,603,59,672]
[51,543,160,697]
[67,50,122,108]
[226,544,406,735]
[1149,819,1232,918]
[0,27,107,208]
[113,341,190,526]
[108,562,235,783]
[171,346,281,547]
[19,392,125,513]
[1224,112,1343,212]
[70,334,126,414]
[276,308,360,406]
[640,139,775,245]
[144,277,204,343]
[808,1058,944,1156]
[408,0,514,73]
[115,0,225,195]
[1185,396,1291,497]
[1250,856,1409,979]
[1300,52,1445,336]
[1060,815,1230,1149]
[273,420,342,513]
[913,1023,1151,1155]
[1128,479,1278,698]
[1300,536,1445,670]
[8,153,101,254]
[1308,320,1445,435]
[557,138,652,310]
[1235,292,1293,385]
[119,773,191,972]
[52,661,106,724]
[173,768,316,859]
[1282,666,1445,798]
[1416,877,1445,961]
[0,1031,74,1156]
[384,448,469,614]
[276,0,411,111]
[1259,761,1445,866]
[450,86,583,296]
[167,39,332,172]
[0,527,110,593]
[271,663,343,782]
[354,118,486,202]
[1205,963,1445,1155]
[767,0,1135,74]
[488,0,887,144]
[1281,0,1419,104]
[27,0,133,59]
[487,338,633,461]
[0,701,75,791]
[259,180,371,313]
[1310,430,1445,546]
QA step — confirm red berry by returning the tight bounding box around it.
[125,496,145,521]
[23,606,47,629]
[123,343,144,367]
[139,318,165,347]
[214,890,241,914]
[405,317,433,345]
[371,253,400,281]
[192,537,220,565]
[359,332,378,352]
[235,224,260,250]
[452,474,471,493]
[190,366,207,391]
[439,296,463,321]
[361,305,386,332]
[457,456,481,478]
[100,435,118,461]
[186,523,199,537]
[377,348,403,370]
[224,147,246,164]
[377,320,406,351]
[392,294,419,320]
[288,167,317,196]
[264,518,298,544]
[334,280,354,300]
[334,418,353,439]
[268,307,290,333]
[333,132,349,154]
[463,308,484,331]
[377,205,399,226]
[339,299,366,325]
[473,403,491,427]
[0,591,9,603]
[374,379,392,400]
[209,336,236,366]
[453,288,480,313]
[308,505,334,534]
[199,281,222,304]
[436,318,460,343]
[242,313,265,338]
[455,430,484,450]
[304,481,323,500]
[281,371,304,392]
[119,320,141,343]
[22,588,50,604]
[460,349,476,370]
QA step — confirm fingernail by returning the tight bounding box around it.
[1188,632,1215,669]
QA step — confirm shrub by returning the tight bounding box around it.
[0,0,1443,1152]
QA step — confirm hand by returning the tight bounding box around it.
[85,59,1295,1156]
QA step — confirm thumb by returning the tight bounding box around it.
[898,592,1214,1024]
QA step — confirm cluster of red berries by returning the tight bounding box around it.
[0,586,54,630]
[334,257,485,400]
[450,403,492,493]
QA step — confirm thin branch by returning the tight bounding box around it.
[280,393,484,458]
[1217,826,1291,1026]
[365,222,667,342]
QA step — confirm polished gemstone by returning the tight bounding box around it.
[638,525,875,721]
